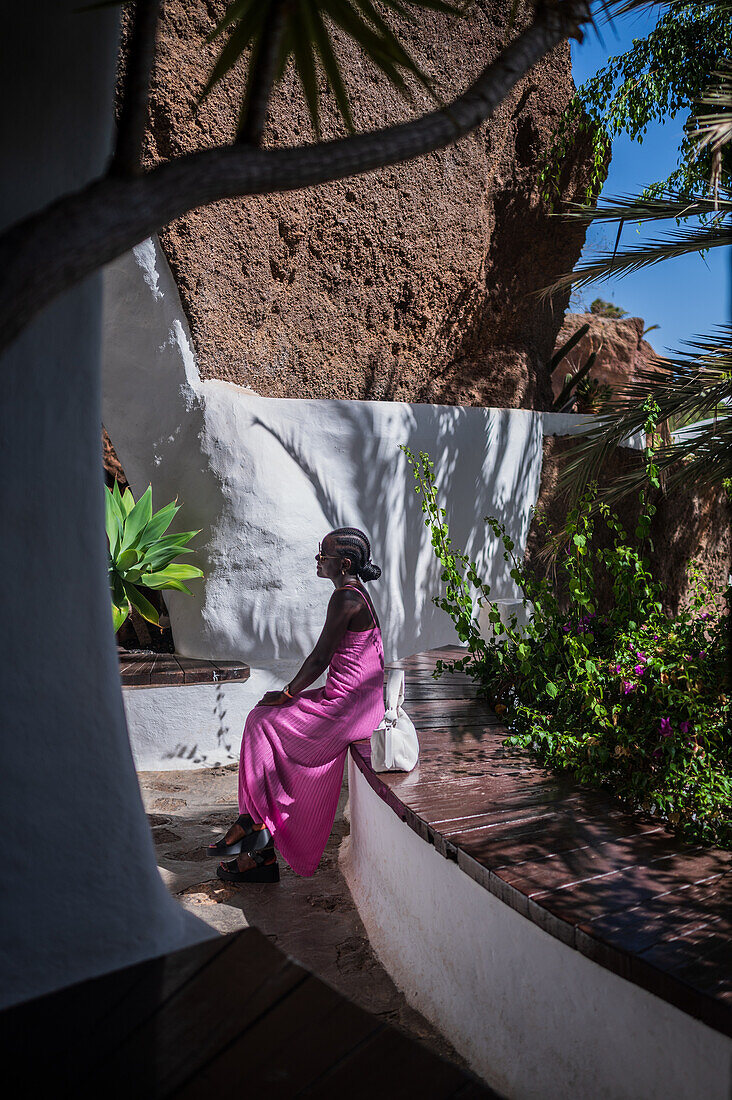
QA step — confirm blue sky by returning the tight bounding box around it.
[569,9,729,355]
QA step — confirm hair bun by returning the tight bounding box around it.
[360,559,382,582]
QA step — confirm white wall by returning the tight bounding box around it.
[0,4,213,1010]
[342,758,732,1100]
[102,239,545,670]
[123,675,279,771]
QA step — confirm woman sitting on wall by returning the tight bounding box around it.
[207,527,384,882]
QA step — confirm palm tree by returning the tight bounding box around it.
[545,30,731,503]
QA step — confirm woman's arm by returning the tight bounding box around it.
[256,588,360,705]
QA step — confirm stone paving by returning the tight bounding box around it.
[138,763,466,1069]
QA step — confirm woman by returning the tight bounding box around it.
[208,527,384,882]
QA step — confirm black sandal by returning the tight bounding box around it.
[206,814,272,858]
[216,846,280,884]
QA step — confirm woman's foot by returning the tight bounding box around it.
[206,814,270,857]
[217,846,280,883]
[221,814,253,846]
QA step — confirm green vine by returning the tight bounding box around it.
[402,444,731,848]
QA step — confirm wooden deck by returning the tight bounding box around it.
[351,646,732,1039]
[0,927,494,1098]
[119,648,250,688]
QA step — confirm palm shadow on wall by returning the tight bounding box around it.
[251,399,542,662]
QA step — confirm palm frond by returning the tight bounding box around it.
[547,222,731,293]
[557,191,732,224]
[557,327,732,502]
[691,62,732,202]
[203,0,467,138]
[692,65,732,151]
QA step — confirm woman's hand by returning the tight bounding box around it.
[256,690,290,707]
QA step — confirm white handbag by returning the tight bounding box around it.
[371,669,419,772]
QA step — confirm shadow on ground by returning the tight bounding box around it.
[138,765,466,1069]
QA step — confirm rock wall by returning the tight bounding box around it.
[143,0,593,408]
[551,312,658,403]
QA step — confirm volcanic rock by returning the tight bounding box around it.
[550,312,659,403]
[142,0,596,408]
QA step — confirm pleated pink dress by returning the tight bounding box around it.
[238,587,385,876]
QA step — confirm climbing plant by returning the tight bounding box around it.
[539,0,731,205]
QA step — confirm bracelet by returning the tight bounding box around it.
[282,684,294,698]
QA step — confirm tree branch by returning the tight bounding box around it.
[238,0,287,146]
[111,0,161,176]
[0,2,590,356]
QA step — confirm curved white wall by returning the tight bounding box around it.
[341,758,732,1100]
[0,4,213,1009]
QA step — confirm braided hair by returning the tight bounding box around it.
[327,527,382,582]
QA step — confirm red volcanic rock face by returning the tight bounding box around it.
[140,0,595,408]
[550,313,659,403]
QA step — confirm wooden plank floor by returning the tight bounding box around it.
[352,646,732,1039]
[0,927,495,1099]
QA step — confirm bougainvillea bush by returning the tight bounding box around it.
[402,447,731,848]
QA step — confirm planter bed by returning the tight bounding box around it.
[119,648,250,687]
[342,646,732,1100]
[118,649,252,770]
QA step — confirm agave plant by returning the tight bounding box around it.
[105,482,203,633]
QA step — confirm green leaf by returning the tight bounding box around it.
[120,487,136,518]
[140,545,196,574]
[120,485,153,553]
[111,600,129,633]
[146,578,194,596]
[104,486,123,558]
[116,547,140,574]
[139,500,181,546]
[142,564,204,590]
[546,682,559,699]
[112,477,124,514]
[122,580,159,625]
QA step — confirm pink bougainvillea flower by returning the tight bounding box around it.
[633,665,646,676]
[659,717,673,738]
[698,650,706,659]
[679,721,691,735]
[621,681,637,695]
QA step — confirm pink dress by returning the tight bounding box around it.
[238,587,385,876]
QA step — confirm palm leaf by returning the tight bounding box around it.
[203,0,462,135]
[549,222,731,293]
[557,327,732,503]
